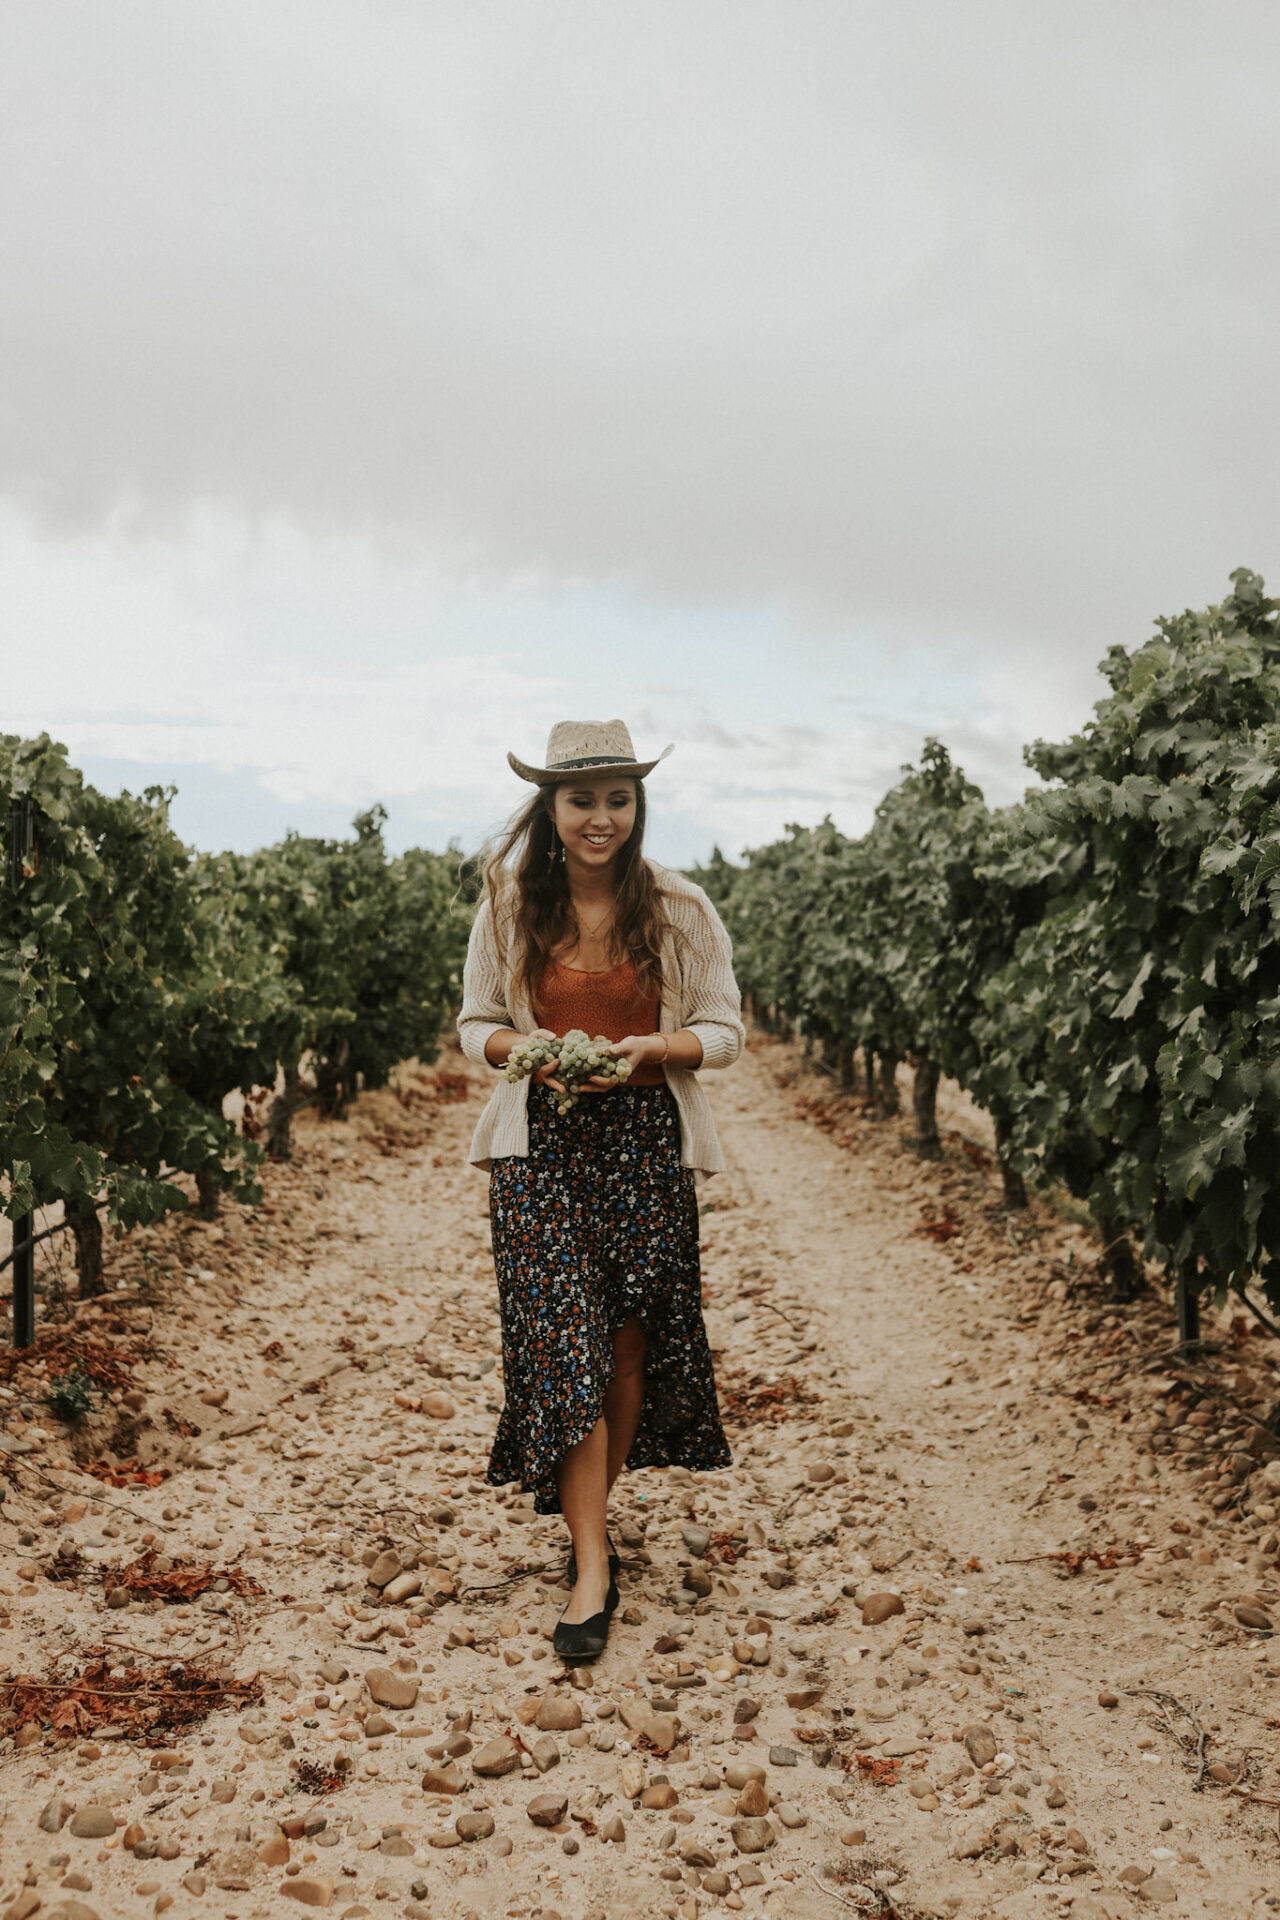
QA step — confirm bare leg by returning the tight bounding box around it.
[556,1418,611,1622]
[556,1316,647,1623]
[603,1315,647,1491]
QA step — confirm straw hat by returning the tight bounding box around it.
[507,718,674,785]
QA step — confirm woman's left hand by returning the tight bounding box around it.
[581,1033,664,1092]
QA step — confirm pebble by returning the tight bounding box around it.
[861,1592,904,1626]
[456,1811,495,1841]
[681,1524,711,1557]
[724,1760,766,1789]
[768,1745,799,1767]
[962,1724,997,1767]
[528,1793,569,1827]
[472,1736,521,1776]
[600,1813,626,1843]
[536,1696,583,1731]
[367,1549,402,1589]
[363,1667,418,1710]
[68,1807,116,1839]
[731,1817,776,1853]
[421,1391,456,1419]
[1098,1691,1119,1708]
[419,1765,465,1794]
[736,1780,769,1817]
[280,1877,334,1907]
[531,1735,561,1772]
[682,1841,717,1869]
[38,1796,74,1833]
[1235,1605,1273,1631]
[775,1802,807,1828]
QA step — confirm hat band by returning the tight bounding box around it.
[551,753,641,771]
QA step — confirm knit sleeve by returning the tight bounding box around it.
[671,886,745,1070]
[456,897,512,1067]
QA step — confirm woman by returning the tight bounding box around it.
[457,718,744,1661]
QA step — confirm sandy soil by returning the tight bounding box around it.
[3,1031,1280,1920]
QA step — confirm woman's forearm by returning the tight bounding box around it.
[656,1029,704,1070]
[483,1027,519,1067]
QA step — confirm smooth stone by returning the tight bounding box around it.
[69,1807,116,1839]
[420,1765,465,1794]
[681,1841,717,1869]
[731,1817,776,1854]
[364,1714,395,1738]
[768,1746,799,1767]
[280,1877,334,1907]
[531,1735,561,1773]
[681,1525,711,1557]
[1235,1605,1273,1631]
[735,1781,769,1817]
[536,1696,583,1731]
[600,1813,626,1843]
[528,1794,569,1828]
[861,1592,905,1626]
[472,1736,521,1777]
[724,1760,766,1789]
[456,1811,496,1841]
[641,1783,679,1809]
[39,1796,75,1832]
[367,1550,402,1590]
[733,1695,761,1725]
[363,1666,418,1711]
[421,1391,456,1419]
[775,1803,807,1829]
[963,1725,998,1767]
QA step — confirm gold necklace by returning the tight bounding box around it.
[574,901,615,940]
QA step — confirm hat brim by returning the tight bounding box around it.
[507,743,674,785]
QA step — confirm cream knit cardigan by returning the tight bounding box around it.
[456,861,745,1178]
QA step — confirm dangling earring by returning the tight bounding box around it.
[548,824,559,865]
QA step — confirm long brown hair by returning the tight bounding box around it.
[481,780,669,1012]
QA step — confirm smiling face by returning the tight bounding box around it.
[550,775,637,876]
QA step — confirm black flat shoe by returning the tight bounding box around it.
[566,1535,620,1586]
[553,1579,619,1663]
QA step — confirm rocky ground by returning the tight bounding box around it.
[3,1032,1280,1920]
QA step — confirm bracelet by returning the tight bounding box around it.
[655,1033,670,1064]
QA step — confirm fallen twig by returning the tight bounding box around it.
[1122,1687,1212,1789]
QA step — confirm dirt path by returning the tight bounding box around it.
[3,1034,1279,1920]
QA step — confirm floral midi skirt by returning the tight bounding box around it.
[487,1080,732,1515]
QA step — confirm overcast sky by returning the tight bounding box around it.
[4,1,1279,865]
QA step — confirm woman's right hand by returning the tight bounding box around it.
[525,1029,568,1094]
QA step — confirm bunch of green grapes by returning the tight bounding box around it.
[503,1034,560,1084]
[503,1028,632,1115]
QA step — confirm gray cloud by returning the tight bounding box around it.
[2,0,1278,663]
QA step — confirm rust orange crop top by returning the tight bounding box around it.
[533,959,666,1086]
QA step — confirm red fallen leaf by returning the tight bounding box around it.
[101,1549,265,1604]
[965,1555,984,1572]
[913,1206,962,1243]
[848,1751,902,1785]
[84,1459,167,1489]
